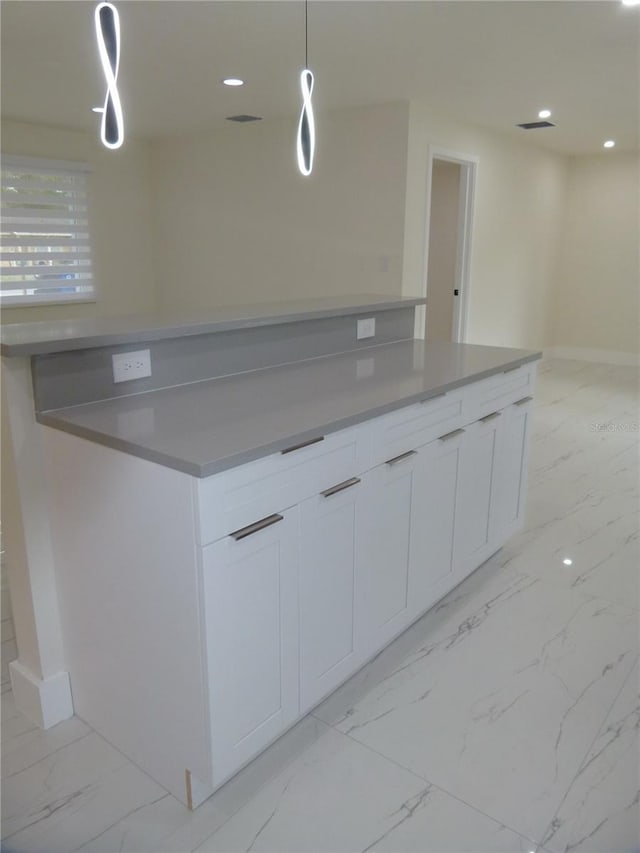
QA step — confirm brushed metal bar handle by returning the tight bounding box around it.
[420,392,446,404]
[230,513,284,541]
[438,428,465,442]
[503,365,522,374]
[479,411,502,423]
[281,436,324,455]
[321,477,361,498]
[385,450,418,466]
[514,396,533,406]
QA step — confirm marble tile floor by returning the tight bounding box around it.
[2,359,638,853]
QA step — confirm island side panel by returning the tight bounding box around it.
[43,427,212,803]
[1,356,72,728]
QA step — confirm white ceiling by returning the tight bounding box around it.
[2,0,639,155]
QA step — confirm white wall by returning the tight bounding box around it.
[150,102,409,310]
[425,159,460,342]
[403,102,569,350]
[1,121,157,325]
[553,152,639,359]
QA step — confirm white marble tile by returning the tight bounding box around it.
[59,711,326,853]
[486,492,638,610]
[75,793,199,853]
[1,731,168,853]
[2,689,26,721]
[2,713,92,779]
[315,568,638,844]
[196,725,536,853]
[364,786,539,853]
[541,660,640,853]
[2,690,93,781]
[492,360,639,608]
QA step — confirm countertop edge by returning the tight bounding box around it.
[1,296,426,357]
[37,350,542,479]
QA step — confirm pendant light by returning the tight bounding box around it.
[296,0,315,176]
[94,2,124,149]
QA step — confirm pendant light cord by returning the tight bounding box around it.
[305,0,308,68]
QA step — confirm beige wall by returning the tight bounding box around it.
[149,102,409,311]
[3,109,637,356]
[1,121,157,324]
[403,102,568,350]
[553,152,639,357]
[426,159,460,342]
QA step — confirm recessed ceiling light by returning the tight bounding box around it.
[603,140,616,148]
[538,109,552,119]
[563,558,573,566]
[222,78,244,87]
[622,1,640,7]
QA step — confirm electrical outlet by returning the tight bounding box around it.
[112,349,152,383]
[357,317,376,340]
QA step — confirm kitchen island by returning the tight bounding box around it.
[1,295,541,808]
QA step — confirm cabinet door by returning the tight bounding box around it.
[202,508,299,786]
[453,412,504,578]
[299,476,365,712]
[362,451,419,655]
[410,428,464,615]
[491,396,533,544]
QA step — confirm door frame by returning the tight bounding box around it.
[415,146,479,342]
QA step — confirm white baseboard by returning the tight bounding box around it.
[546,346,640,367]
[9,660,74,729]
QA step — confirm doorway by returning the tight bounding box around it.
[421,149,477,343]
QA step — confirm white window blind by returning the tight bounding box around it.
[1,155,94,306]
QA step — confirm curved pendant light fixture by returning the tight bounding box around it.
[296,0,315,176]
[94,2,124,149]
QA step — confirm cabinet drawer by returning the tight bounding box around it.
[371,389,465,465]
[196,424,371,546]
[465,364,536,420]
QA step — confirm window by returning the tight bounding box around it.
[1,155,94,306]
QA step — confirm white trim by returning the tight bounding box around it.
[418,146,479,342]
[9,660,74,729]
[1,294,98,309]
[547,346,640,366]
[1,153,92,174]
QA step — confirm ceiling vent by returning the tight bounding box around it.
[517,120,556,130]
[226,114,263,123]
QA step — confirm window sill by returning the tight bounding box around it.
[1,296,98,310]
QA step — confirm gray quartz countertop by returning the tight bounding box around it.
[38,340,542,478]
[0,294,425,357]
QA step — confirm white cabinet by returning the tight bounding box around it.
[491,395,534,543]
[43,358,538,808]
[299,476,366,712]
[410,427,464,615]
[201,508,299,786]
[362,450,419,655]
[453,411,504,577]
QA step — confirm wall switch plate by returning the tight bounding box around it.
[357,317,376,340]
[112,349,152,383]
